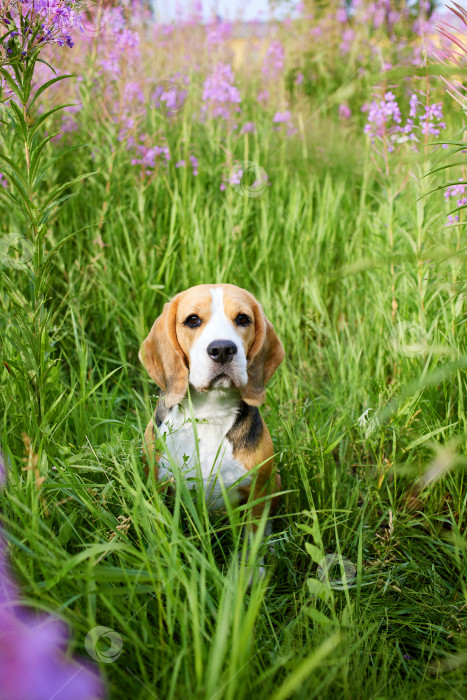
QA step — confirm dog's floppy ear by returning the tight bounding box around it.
[139,295,188,408]
[241,299,284,407]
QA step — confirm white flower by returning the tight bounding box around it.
[357,408,372,428]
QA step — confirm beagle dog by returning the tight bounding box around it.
[139,283,284,565]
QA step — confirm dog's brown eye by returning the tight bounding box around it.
[235,313,251,327]
[184,314,202,328]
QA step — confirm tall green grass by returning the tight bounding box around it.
[1,66,466,699]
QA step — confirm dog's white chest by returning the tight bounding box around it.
[157,391,251,509]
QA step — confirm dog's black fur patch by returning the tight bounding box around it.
[226,400,263,452]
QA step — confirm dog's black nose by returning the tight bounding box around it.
[207,340,238,364]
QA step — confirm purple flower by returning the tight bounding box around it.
[0,521,104,700]
[340,28,355,54]
[206,19,232,45]
[273,110,292,124]
[295,72,304,86]
[445,179,466,201]
[336,8,347,23]
[131,139,171,173]
[420,103,446,137]
[240,121,256,134]
[0,608,104,700]
[0,173,6,189]
[202,63,241,122]
[15,0,83,50]
[262,40,284,78]
[189,154,198,176]
[364,92,402,150]
[338,103,351,119]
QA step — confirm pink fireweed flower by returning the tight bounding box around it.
[444,177,466,226]
[336,7,348,23]
[0,0,83,56]
[240,121,256,134]
[420,103,446,136]
[340,28,355,54]
[0,472,105,700]
[206,19,233,45]
[220,167,243,190]
[273,110,292,124]
[0,607,105,700]
[190,155,198,175]
[446,213,459,225]
[364,91,402,151]
[444,178,466,201]
[153,77,189,116]
[338,103,351,119]
[202,63,241,121]
[262,40,284,78]
[124,82,144,104]
[99,8,140,75]
[295,72,304,85]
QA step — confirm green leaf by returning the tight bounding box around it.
[41,170,97,211]
[28,104,77,140]
[0,152,30,193]
[32,143,86,186]
[28,74,73,113]
[305,542,325,564]
[0,67,24,103]
[29,133,57,183]
[307,577,334,602]
[9,100,28,142]
[35,227,92,295]
[35,57,57,75]
[303,607,333,627]
[50,366,123,437]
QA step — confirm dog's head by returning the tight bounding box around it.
[139,283,284,408]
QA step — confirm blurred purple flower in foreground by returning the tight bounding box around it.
[0,451,104,700]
